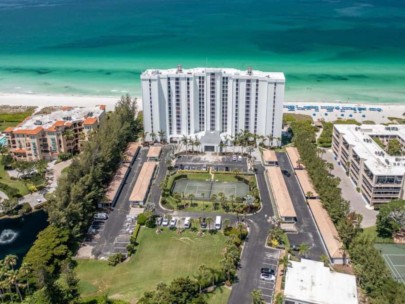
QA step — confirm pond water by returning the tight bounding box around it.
[0,210,48,262]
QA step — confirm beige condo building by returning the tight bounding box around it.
[332,124,405,208]
[4,105,105,161]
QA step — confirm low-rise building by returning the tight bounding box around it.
[4,106,105,161]
[129,161,157,206]
[332,124,405,208]
[147,146,162,161]
[284,259,358,304]
[266,166,297,223]
[262,149,278,166]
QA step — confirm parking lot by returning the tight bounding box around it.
[175,155,249,172]
[256,247,280,303]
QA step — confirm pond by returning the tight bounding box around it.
[0,210,48,263]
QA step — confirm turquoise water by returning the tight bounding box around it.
[0,0,404,103]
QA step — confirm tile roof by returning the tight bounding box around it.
[13,126,43,135]
[83,117,97,125]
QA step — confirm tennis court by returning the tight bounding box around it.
[375,243,405,284]
[173,179,249,200]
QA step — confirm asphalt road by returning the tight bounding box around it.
[92,148,148,258]
[276,152,326,260]
[228,164,277,304]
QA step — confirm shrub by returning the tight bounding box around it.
[137,212,153,226]
[0,182,20,198]
[58,152,72,161]
[18,202,32,215]
[108,253,125,266]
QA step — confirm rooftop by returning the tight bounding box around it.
[295,170,319,197]
[147,146,162,158]
[105,163,130,202]
[262,149,278,163]
[285,147,305,169]
[334,124,405,175]
[141,67,285,81]
[284,259,358,304]
[6,105,105,134]
[129,161,157,202]
[307,199,344,259]
[266,167,296,218]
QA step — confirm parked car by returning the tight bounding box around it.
[162,217,169,226]
[170,218,177,228]
[184,217,191,229]
[155,216,163,226]
[260,273,275,282]
[232,155,237,161]
[282,169,291,177]
[261,268,275,276]
[94,213,108,220]
[200,218,207,229]
[238,155,242,161]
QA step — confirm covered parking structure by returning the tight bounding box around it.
[285,146,305,169]
[266,166,297,223]
[295,170,319,198]
[129,161,157,206]
[262,149,278,166]
[147,146,162,161]
[307,199,347,264]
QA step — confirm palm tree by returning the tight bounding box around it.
[246,146,254,158]
[233,168,240,177]
[229,194,235,209]
[306,191,313,199]
[189,137,195,153]
[7,270,22,301]
[326,162,334,174]
[194,136,201,152]
[320,254,330,267]
[296,159,303,169]
[267,134,274,147]
[210,194,218,210]
[150,132,157,142]
[206,217,214,230]
[223,218,230,229]
[251,289,265,304]
[157,129,166,143]
[298,243,310,258]
[188,193,195,206]
[140,131,148,142]
[4,255,17,271]
[181,135,189,154]
[19,263,31,294]
[219,141,225,154]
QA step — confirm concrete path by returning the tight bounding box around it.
[323,149,377,227]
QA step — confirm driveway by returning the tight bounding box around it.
[276,152,326,260]
[92,148,148,258]
[228,164,277,304]
[323,149,377,227]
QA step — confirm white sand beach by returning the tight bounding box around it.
[0,93,404,124]
[0,94,128,112]
[285,101,405,124]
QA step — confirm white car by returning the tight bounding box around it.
[36,198,42,203]
[260,273,275,282]
[170,218,177,228]
[162,218,169,226]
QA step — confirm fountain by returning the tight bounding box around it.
[0,229,18,244]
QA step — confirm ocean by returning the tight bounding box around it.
[0,0,404,103]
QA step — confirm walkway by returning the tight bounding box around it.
[323,149,377,227]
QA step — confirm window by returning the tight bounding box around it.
[210,73,216,131]
[245,79,251,130]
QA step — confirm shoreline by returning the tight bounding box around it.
[1,93,404,124]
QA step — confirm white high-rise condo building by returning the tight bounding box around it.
[141,66,285,152]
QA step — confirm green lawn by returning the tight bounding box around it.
[76,228,227,303]
[164,198,228,214]
[0,156,29,196]
[362,226,393,243]
[0,108,36,131]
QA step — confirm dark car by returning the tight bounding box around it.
[200,218,207,229]
[261,268,275,276]
[282,169,291,177]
